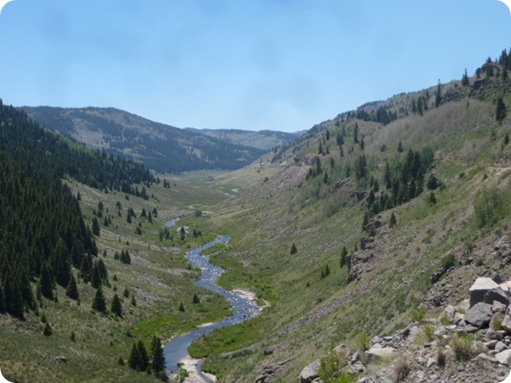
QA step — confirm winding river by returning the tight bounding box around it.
[163,233,261,376]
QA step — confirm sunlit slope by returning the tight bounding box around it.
[194,56,511,381]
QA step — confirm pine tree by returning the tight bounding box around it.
[91,262,102,289]
[131,295,137,306]
[461,69,469,86]
[66,274,79,300]
[91,217,100,236]
[39,262,54,300]
[290,243,297,255]
[43,322,53,336]
[111,293,123,317]
[179,302,185,312]
[128,343,140,370]
[496,97,507,122]
[340,246,348,268]
[92,286,107,314]
[435,79,442,107]
[192,294,200,304]
[137,340,149,371]
[353,123,359,143]
[151,336,165,373]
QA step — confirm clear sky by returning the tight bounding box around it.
[0,0,510,133]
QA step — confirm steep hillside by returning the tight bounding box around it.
[185,128,301,151]
[187,50,511,381]
[22,107,266,173]
[0,100,239,382]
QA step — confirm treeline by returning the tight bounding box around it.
[0,100,152,318]
[0,102,154,192]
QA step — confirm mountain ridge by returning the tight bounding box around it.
[22,106,267,174]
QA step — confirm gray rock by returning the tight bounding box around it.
[500,305,511,333]
[493,301,507,313]
[299,359,320,383]
[464,302,493,328]
[426,358,436,368]
[476,353,499,364]
[486,340,498,349]
[469,277,510,307]
[366,347,396,360]
[495,349,511,365]
[496,341,507,352]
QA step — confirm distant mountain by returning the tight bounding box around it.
[22,107,266,173]
[184,128,301,151]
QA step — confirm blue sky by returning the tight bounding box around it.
[0,0,510,132]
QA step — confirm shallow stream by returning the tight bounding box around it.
[163,233,261,375]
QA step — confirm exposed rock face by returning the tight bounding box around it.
[469,277,510,307]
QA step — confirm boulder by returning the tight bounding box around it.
[464,302,492,328]
[366,347,396,360]
[469,277,510,307]
[495,349,511,365]
[299,359,320,383]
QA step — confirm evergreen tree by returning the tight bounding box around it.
[179,302,185,312]
[290,243,298,255]
[92,286,107,314]
[353,123,359,143]
[340,246,348,268]
[53,239,71,288]
[66,274,79,300]
[496,96,507,122]
[192,294,200,304]
[91,217,100,236]
[461,69,469,86]
[128,343,140,370]
[137,340,149,371]
[435,79,442,107]
[131,295,137,306]
[39,262,54,300]
[111,293,123,317]
[151,336,165,373]
[91,262,102,289]
[43,322,53,336]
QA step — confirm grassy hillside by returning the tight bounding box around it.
[182,52,511,381]
[22,107,266,174]
[185,128,301,151]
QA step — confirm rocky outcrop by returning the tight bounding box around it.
[298,276,511,383]
[299,359,320,383]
